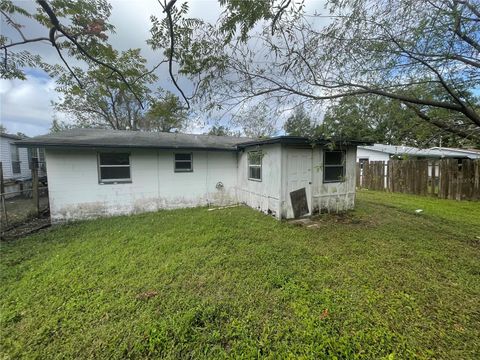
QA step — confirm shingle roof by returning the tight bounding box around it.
[236,136,373,148]
[1,133,25,140]
[17,129,372,151]
[16,129,371,151]
[16,129,252,151]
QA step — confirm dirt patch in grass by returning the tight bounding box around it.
[288,211,377,229]
[1,215,51,241]
[1,195,49,228]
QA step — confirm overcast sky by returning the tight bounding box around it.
[1,0,328,136]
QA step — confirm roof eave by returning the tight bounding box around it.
[15,141,238,152]
[237,137,373,149]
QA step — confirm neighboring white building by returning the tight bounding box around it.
[356,144,480,187]
[18,129,369,222]
[0,133,46,196]
[1,133,30,180]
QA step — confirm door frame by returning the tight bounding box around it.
[284,147,313,218]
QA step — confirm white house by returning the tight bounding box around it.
[18,129,370,222]
[1,133,46,196]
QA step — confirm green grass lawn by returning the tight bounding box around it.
[1,191,479,359]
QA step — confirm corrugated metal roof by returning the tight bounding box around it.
[358,143,480,159]
[429,147,480,159]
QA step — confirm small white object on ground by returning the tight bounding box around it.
[207,204,240,211]
[415,209,423,214]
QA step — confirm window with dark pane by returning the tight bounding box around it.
[359,158,369,170]
[100,153,130,166]
[248,151,262,181]
[174,153,193,172]
[100,167,130,180]
[324,150,346,183]
[98,153,131,183]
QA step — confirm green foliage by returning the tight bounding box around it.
[218,0,273,42]
[143,93,188,133]
[321,95,479,147]
[283,106,315,137]
[168,0,480,141]
[49,118,81,133]
[207,125,238,137]
[54,48,156,130]
[1,0,114,79]
[1,192,479,358]
[233,103,277,138]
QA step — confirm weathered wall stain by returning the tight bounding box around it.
[47,145,358,222]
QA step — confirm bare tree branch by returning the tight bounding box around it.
[404,102,480,141]
[0,9,27,41]
[452,2,480,52]
[51,36,83,87]
[160,0,190,109]
[0,37,51,50]
[132,59,167,85]
[455,0,480,21]
[36,0,145,109]
[271,0,291,35]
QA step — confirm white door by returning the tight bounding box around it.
[286,148,312,218]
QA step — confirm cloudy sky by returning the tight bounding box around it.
[1,0,328,136]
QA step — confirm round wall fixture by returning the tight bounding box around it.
[216,181,224,189]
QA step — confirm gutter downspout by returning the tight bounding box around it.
[278,144,283,220]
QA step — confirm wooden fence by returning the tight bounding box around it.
[356,159,480,200]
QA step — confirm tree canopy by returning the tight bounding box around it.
[1,0,113,79]
[54,48,155,130]
[172,0,480,142]
[207,125,238,137]
[232,103,277,138]
[143,93,188,133]
[283,106,316,137]
[321,95,477,147]
[2,0,479,142]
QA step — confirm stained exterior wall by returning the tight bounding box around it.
[46,144,358,222]
[46,148,237,222]
[310,146,357,214]
[236,144,282,218]
[279,146,357,219]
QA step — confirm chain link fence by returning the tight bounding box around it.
[1,158,49,234]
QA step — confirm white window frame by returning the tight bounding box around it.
[358,157,369,170]
[97,152,131,184]
[174,153,193,172]
[323,150,346,183]
[10,144,21,174]
[28,148,47,171]
[248,151,262,181]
